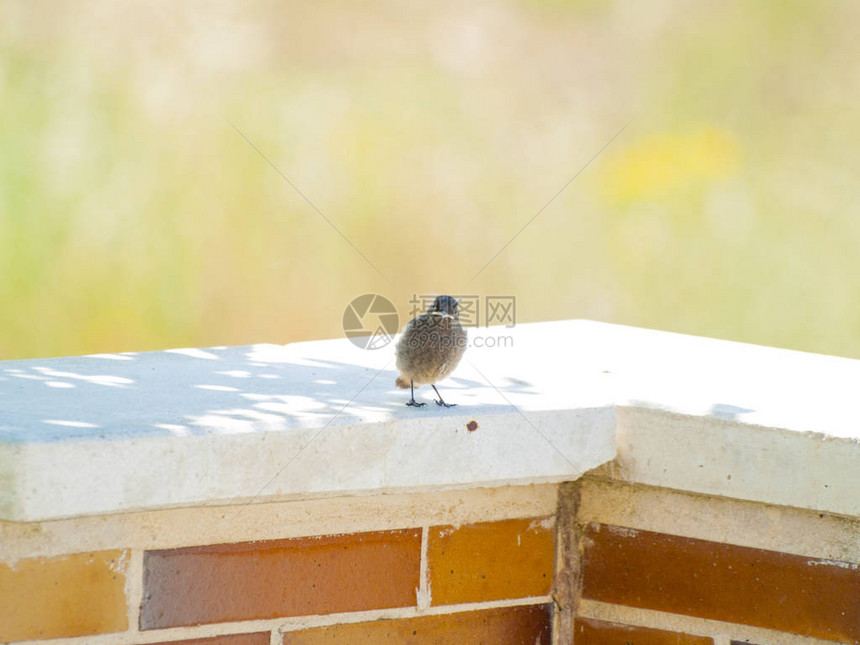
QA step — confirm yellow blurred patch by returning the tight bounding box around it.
[600,126,739,204]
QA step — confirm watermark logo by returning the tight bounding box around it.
[408,294,517,328]
[342,294,399,350]
[486,295,516,327]
[344,294,517,350]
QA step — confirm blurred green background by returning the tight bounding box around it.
[2,0,859,360]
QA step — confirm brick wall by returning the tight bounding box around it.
[580,523,859,643]
[571,479,860,645]
[0,516,554,644]
[2,481,859,645]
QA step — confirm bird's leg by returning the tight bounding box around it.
[406,379,426,407]
[432,385,456,407]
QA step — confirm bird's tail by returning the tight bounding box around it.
[395,376,410,389]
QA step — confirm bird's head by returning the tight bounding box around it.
[428,295,459,319]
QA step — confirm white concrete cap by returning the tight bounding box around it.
[0,320,857,522]
[0,321,617,521]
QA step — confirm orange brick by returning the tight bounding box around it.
[0,550,128,642]
[144,634,269,645]
[574,617,713,645]
[141,529,421,629]
[581,523,860,643]
[428,517,554,605]
[282,603,551,644]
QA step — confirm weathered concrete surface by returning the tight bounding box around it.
[0,321,616,521]
[1,320,857,521]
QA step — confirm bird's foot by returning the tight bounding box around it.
[431,385,455,407]
[406,399,427,407]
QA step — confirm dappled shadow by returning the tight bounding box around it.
[0,340,541,444]
[710,403,756,421]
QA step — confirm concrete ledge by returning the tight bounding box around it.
[0,321,618,521]
[596,407,860,518]
[1,320,857,522]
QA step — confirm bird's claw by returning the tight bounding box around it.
[435,400,457,407]
[406,400,426,407]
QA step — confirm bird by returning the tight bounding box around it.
[395,295,467,407]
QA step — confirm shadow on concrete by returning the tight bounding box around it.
[0,342,540,444]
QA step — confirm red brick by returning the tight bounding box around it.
[428,517,555,605]
[574,617,713,644]
[144,635,269,645]
[581,523,860,643]
[282,603,552,644]
[141,529,421,629]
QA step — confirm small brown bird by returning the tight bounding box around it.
[395,295,467,407]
